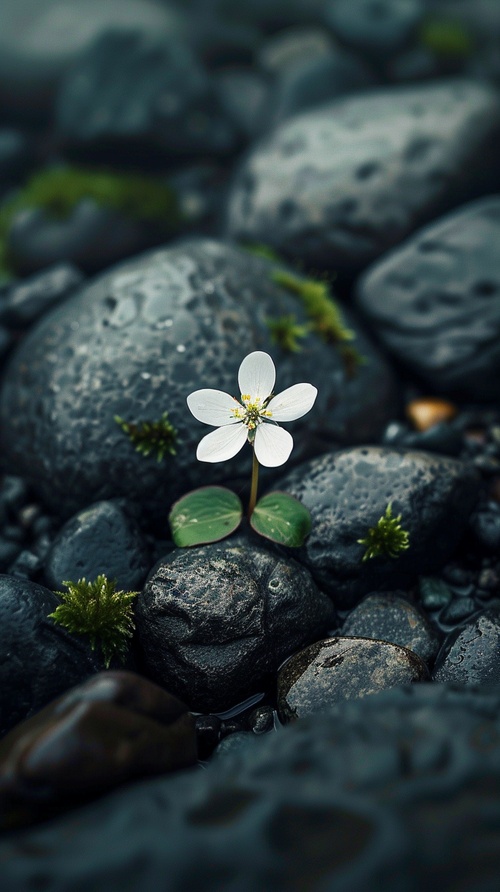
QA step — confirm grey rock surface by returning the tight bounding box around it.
[0,238,397,519]
[0,263,84,325]
[0,575,102,737]
[356,196,500,401]
[277,446,480,608]
[136,539,335,712]
[43,500,151,592]
[277,636,428,721]
[226,80,500,273]
[338,591,440,662]
[324,0,424,57]
[433,605,500,686]
[2,685,500,891]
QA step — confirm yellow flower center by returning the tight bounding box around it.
[232,394,273,429]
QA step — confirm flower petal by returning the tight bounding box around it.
[266,383,318,422]
[196,423,248,463]
[187,389,241,426]
[254,423,293,467]
[238,352,275,402]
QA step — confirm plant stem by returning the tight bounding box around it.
[248,450,259,519]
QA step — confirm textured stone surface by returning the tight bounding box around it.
[338,591,440,662]
[277,446,480,608]
[226,80,500,272]
[433,605,500,686]
[277,636,428,721]
[2,686,500,891]
[136,539,335,712]
[0,263,84,325]
[56,30,237,161]
[0,671,196,831]
[43,500,151,592]
[0,238,396,519]
[324,0,424,56]
[356,197,500,401]
[0,575,103,737]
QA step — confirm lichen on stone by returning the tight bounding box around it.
[265,313,312,352]
[115,411,178,461]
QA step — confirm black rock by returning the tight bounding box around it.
[247,704,275,734]
[277,637,428,721]
[356,197,500,401]
[0,129,31,189]
[0,263,84,326]
[469,501,500,553]
[43,500,151,592]
[56,30,237,163]
[0,575,103,737]
[338,591,440,662]
[277,446,480,608]
[433,605,500,684]
[3,685,500,890]
[226,80,500,273]
[136,540,335,713]
[324,0,424,57]
[195,714,222,760]
[0,239,397,519]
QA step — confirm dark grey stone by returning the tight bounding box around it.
[0,263,84,326]
[226,80,500,273]
[7,200,164,276]
[356,197,500,401]
[0,238,397,519]
[2,685,500,891]
[277,637,428,721]
[0,129,31,188]
[257,26,335,77]
[0,575,103,737]
[43,500,151,592]
[277,446,480,608]
[469,501,500,553]
[56,30,237,161]
[213,69,270,140]
[338,591,440,662]
[324,0,424,56]
[136,540,335,712]
[433,605,500,684]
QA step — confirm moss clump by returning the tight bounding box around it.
[0,165,182,278]
[271,269,366,376]
[115,411,178,461]
[419,18,475,57]
[49,575,137,668]
[357,503,410,562]
[266,313,312,352]
[242,242,285,263]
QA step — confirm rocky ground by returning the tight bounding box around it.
[1,0,500,889]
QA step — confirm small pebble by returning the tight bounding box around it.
[440,598,477,625]
[418,576,452,610]
[406,397,458,432]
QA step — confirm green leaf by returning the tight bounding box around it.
[169,486,243,547]
[250,492,311,547]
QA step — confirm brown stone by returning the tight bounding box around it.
[405,397,457,432]
[0,671,197,831]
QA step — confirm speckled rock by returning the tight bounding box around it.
[0,575,104,737]
[0,263,84,326]
[0,238,397,519]
[226,80,500,273]
[43,500,151,592]
[56,30,237,162]
[356,197,500,401]
[277,446,480,608]
[277,637,428,721]
[337,591,440,662]
[433,605,500,686]
[324,0,424,57]
[2,685,500,891]
[136,540,335,712]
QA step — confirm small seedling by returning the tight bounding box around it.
[357,503,410,562]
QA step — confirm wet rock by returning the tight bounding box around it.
[136,540,335,713]
[338,591,440,662]
[469,501,500,553]
[433,605,500,685]
[0,671,196,831]
[43,500,151,592]
[3,685,498,890]
[277,446,480,608]
[0,239,396,518]
[277,637,428,721]
[0,575,105,737]
[248,704,275,734]
[226,80,500,273]
[56,30,237,163]
[356,197,500,401]
[0,263,84,326]
[0,0,183,119]
[324,0,424,58]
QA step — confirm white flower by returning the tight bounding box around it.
[186,351,317,467]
